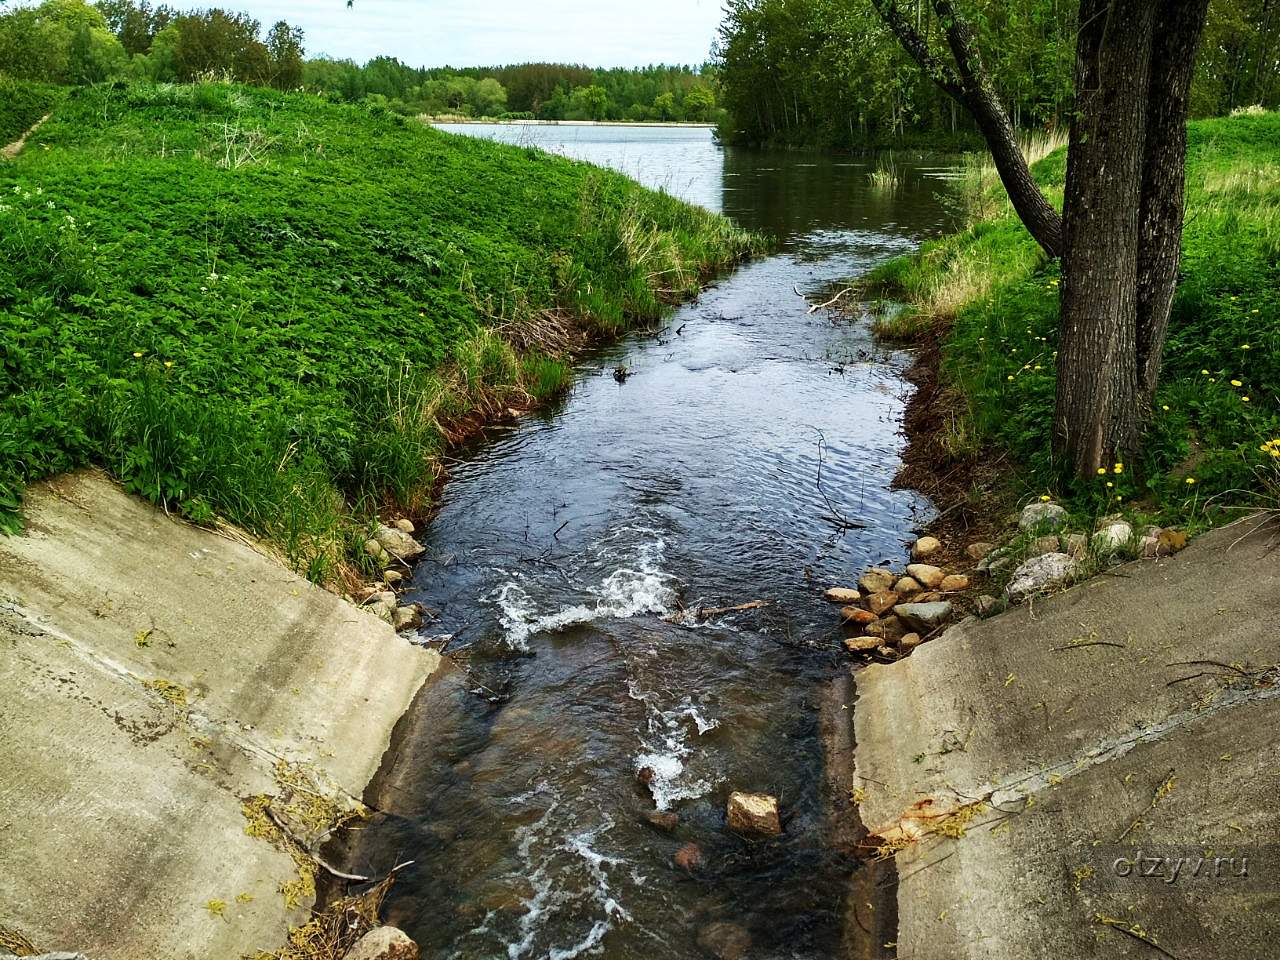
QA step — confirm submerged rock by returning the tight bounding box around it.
[645,810,679,831]
[374,524,426,562]
[346,926,420,960]
[1005,553,1077,603]
[675,842,704,871]
[727,791,781,837]
[696,921,753,960]
[894,601,952,633]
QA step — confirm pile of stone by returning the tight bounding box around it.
[827,535,969,659]
[354,520,430,634]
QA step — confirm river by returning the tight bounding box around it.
[345,125,955,959]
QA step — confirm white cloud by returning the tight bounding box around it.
[234,0,726,67]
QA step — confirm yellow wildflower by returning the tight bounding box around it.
[1202,369,1211,375]
[1186,477,1197,485]
[1161,404,1170,411]
[132,351,143,358]
[1231,379,1243,387]
[1241,344,1252,350]
[1242,396,1251,402]
[1097,468,1108,476]
[1040,495,1051,502]
[1113,463,1124,474]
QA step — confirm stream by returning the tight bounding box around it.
[346,126,956,959]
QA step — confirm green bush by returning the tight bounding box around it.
[0,77,64,144]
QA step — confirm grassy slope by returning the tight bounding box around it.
[868,110,1280,526]
[0,78,63,144]
[0,81,758,581]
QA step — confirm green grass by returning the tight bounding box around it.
[865,110,1280,527]
[0,77,62,144]
[0,80,760,582]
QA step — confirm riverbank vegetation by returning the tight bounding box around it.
[0,0,721,123]
[0,81,758,582]
[716,0,1280,149]
[866,108,1280,527]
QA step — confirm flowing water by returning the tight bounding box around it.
[346,126,956,958]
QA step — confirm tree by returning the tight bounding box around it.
[683,84,716,121]
[264,19,303,90]
[571,84,609,120]
[471,76,507,116]
[871,0,1211,478]
[653,90,677,120]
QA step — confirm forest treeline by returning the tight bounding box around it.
[0,0,720,122]
[715,0,1280,147]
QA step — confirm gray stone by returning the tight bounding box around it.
[346,926,420,960]
[392,604,424,632]
[1092,521,1133,553]
[364,538,389,562]
[894,601,953,633]
[1005,553,1077,603]
[977,547,1015,574]
[1019,501,1068,533]
[974,594,1002,618]
[374,524,425,562]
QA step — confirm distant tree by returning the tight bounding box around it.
[652,90,677,120]
[95,0,171,56]
[172,8,267,82]
[571,84,609,120]
[471,76,507,116]
[683,84,715,121]
[264,19,303,89]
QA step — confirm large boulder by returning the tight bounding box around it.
[894,601,953,634]
[374,524,425,562]
[905,563,945,589]
[727,791,781,837]
[346,926,420,960]
[1019,501,1068,533]
[1005,553,1077,603]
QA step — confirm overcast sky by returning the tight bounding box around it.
[233,0,726,68]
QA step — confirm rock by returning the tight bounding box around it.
[974,594,1002,618]
[905,563,945,589]
[675,842,704,871]
[1159,529,1188,553]
[1029,535,1061,557]
[374,524,425,562]
[911,536,942,560]
[1005,553,1077,603]
[913,592,944,604]
[823,587,861,604]
[383,569,404,585]
[865,614,905,642]
[1141,535,1161,559]
[894,601,953,633]
[844,636,880,653]
[865,590,899,616]
[392,604,423,632]
[939,574,970,592]
[894,576,923,596]
[366,591,397,623]
[858,568,895,594]
[1020,501,1069,532]
[645,810,679,831]
[346,926,421,960]
[637,766,656,786]
[1064,533,1089,560]
[364,538,389,563]
[1093,521,1133,553]
[393,518,415,534]
[977,547,1015,574]
[726,791,782,837]
[898,632,923,653]
[840,606,878,627]
[696,921,753,960]
[876,645,897,658]
[965,541,996,561]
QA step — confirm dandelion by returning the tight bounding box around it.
[1231,379,1243,387]
[1243,396,1251,402]
[1242,344,1252,350]
[1106,482,1114,489]
[1115,495,1124,502]
[1097,468,1108,476]
[1114,463,1124,474]
[1007,375,1015,381]
[1161,404,1170,411]
[164,361,174,369]
[1210,378,1217,383]
[1040,495,1051,502]
[1202,369,1211,375]
[1251,309,1260,315]
[132,351,144,358]
[1186,477,1197,485]
[1034,365,1042,371]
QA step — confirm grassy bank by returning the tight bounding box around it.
[0,80,759,583]
[866,110,1280,531]
[0,78,63,145]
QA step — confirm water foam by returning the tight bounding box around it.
[631,683,721,811]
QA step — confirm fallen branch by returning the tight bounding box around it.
[264,805,372,883]
[807,286,856,314]
[1092,914,1180,959]
[695,600,772,618]
[1052,640,1127,652]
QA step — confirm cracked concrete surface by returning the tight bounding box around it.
[0,470,440,959]
[852,518,1280,959]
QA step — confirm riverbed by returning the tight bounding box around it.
[348,126,955,958]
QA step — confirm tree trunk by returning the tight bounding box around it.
[1055,0,1155,477]
[1135,0,1212,407]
